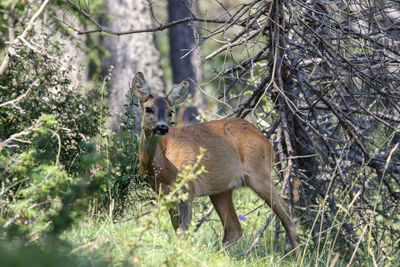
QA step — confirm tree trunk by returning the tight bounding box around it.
[102,0,164,131]
[168,0,203,106]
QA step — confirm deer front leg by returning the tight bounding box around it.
[168,185,194,234]
[168,205,180,230]
[167,200,192,236]
[178,198,192,231]
[168,200,192,232]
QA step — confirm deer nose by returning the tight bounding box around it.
[154,124,169,136]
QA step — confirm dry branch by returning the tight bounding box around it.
[0,0,50,76]
[65,0,241,36]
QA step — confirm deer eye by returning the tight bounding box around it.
[145,107,154,114]
[168,110,174,117]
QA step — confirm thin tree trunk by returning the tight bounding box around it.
[168,0,203,107]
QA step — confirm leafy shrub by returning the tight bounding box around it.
[99,87,149,216]
[0,16,144,241]
[0,16,107,238]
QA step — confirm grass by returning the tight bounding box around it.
[3,186,391,266]
[62,188,302,267]
[59,186,396,267]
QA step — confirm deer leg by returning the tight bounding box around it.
[247,172,300,257]
[169,183,194,232]
[178,199,192,231]
[179,181,196,231]
[168,196,193,237]
[209,190,243,245]
[168,205,180,231]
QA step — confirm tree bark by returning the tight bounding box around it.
[168,0,202,103]
[102,0,164,131]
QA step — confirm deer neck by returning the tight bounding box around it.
[139,129,177,192]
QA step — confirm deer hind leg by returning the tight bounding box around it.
[247,171,300,257]
[209,190,243,246]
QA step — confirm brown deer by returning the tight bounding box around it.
[133,72,300,257]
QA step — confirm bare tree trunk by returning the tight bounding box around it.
[168,0,203,106]
[102,0,164,131]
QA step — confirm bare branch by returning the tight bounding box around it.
[0,0,50,76]
[65,0,239,36]
[0,87,32,109]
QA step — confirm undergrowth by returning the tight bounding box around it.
[63,188,300,267]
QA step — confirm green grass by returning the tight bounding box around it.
[62,188,302,267]
[59,187,394,267]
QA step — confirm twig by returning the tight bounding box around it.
[0,87,32,108]
[346,224,369,267]
[115,210,152,223]
[194,206,214,232]
[245,213,275,257]
[0,120,42,152]
[205,29,261,60]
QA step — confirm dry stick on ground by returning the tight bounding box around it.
[194,205,214,232]
[116,210,152,223]
[245,212,275,257]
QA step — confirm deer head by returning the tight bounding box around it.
[132,72,190,136]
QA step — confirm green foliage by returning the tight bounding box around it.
[0,8,108,244]
[0,242,77,267]
[96,85,147,216]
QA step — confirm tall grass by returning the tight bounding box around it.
[62,185,380,267]
[63,188,298,266]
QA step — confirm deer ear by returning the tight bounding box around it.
[167,79,190,106]
[132,72,151,103]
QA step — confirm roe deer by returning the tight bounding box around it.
[132,72,299,257]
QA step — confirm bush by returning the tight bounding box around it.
[0,16,107,238]
[0,10,145,243]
